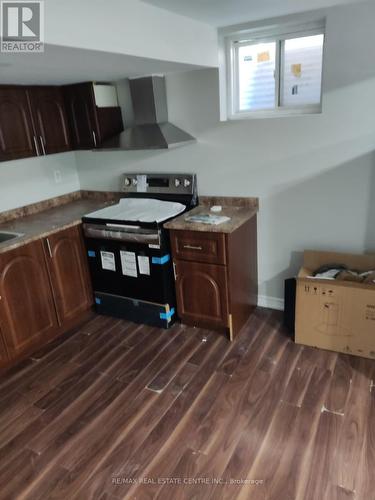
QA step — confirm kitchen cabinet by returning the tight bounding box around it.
[170,215,258,341]
[44,225,93,325]
[0,239,59,359]
[174,260,229,328]
[0,224,93,367]
[0,328,10,370]
[0,87,37,161]
[28,86,71,155]
[63,82,123,149]
[0,81,123,162]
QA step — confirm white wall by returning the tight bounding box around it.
[0,153,80,212]
[76,1,375,306]
[45,0,218,68]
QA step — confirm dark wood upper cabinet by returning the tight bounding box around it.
[0,239,59,359]
[28,86,71,155]
[44,225,93,325]
[63,82,123,149]
[63,83,98,149]
[0,81,123,161]
[0,87,38,161]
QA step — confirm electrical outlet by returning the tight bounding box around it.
[54,170,62,184]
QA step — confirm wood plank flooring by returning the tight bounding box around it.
[0,308,374,499]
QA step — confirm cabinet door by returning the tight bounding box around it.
[95,106,124,144]
[0,240,59,358]
[63,83,97,149]
[175,260,229,327]
[63,82,124,149]
[44,225,93,325]
[0,87,37,161]
[28,86,71,155]
[0,328,10,370]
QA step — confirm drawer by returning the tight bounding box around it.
[170,230,226,265]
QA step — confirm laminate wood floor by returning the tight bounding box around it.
[0,308,374,500]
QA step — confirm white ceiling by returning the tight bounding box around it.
[141,0,360,27]
[0,45,202,85]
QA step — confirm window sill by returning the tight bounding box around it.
[228,106,322,121]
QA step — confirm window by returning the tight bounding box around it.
[224,21,325,119]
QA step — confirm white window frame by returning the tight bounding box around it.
[223,20,326,120]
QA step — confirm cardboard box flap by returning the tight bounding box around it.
[303,250,375,274]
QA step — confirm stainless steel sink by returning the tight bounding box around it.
[0,231,24,243]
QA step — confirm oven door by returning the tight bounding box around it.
[83,223,175,305]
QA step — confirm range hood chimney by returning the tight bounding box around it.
[99,76,196,150]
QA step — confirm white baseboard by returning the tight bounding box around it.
[258,295,285,311]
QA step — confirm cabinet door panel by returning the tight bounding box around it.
[175,260,229,327]
[95,106,124,144]
[63,83,97,149]
[45,225,93,325]
[0,240,58,358]
[29,87,71,154]
[0,328,10,370]
[0,87,36,161]
[63,82,124,149]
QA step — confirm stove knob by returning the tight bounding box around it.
[124,177,131,186]
[174,178,181,187]
[183,178,191,188]
[132,178,138,186]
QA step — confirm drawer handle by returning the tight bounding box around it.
[183,244,203,251]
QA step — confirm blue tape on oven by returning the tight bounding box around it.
[160,307,175,320]
[152,254,170,265]
[95,297,102,305]
[88,250,96,258]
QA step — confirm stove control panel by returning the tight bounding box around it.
[122,173,197,197]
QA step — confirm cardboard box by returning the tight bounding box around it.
[295,250,375,359]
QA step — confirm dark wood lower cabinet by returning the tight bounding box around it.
[45,225,93,325]
[170,215,258,341]
[175,260,229,327]
[0,224,93,371]
[0,239,59,359]
[0,327,10,370]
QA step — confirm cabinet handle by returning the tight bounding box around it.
[183,244,203,251]
[33,136,40,156]
[92,131,97,147]
[173,262,177,280]
[39,136,46,155]
[46,238,52,258]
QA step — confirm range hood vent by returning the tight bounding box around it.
[99,76,195,150]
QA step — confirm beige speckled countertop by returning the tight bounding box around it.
[0,198,114,254]
[0,193,259,253]
[164,202,258,234]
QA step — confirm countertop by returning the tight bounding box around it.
[164,204,258,234]
[0,198,114,254]
[0,193,259,253]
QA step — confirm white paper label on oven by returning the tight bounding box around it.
[149,244,160,249]
[120,251,138,277]
[136,175,147,193]
[137,256,150,276]
[100,251,116,272]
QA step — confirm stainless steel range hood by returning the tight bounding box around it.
[99,76,196,150]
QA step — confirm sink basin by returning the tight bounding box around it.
[0,231,24,243]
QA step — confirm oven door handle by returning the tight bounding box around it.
[106,223,142,230]
[83,223,160,245]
